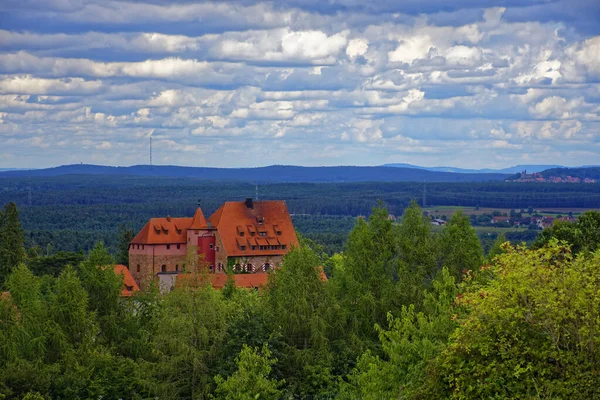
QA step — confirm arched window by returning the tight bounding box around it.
[261,263,271,272]
[161,264,167,273]
[246,263,256,273]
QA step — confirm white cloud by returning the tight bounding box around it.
[346,38,369,59]
[1,2,599,168]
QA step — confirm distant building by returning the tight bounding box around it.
[129,198,299,289]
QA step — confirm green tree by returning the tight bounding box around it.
[263,245,337,397]
[116,224,135,267]
[342,268,458,399]
[152,282,231,399]
[535,210,600,255]
[0,202,26,286]
[437,210,483,282]
[214,344,283,400]
[333,205,399,339]
[434,241,600,398]
[396,201,437,306]
[485,232,506,262]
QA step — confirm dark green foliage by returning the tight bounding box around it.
[214,344,283,400]
[27,250,85,277]
[116,224,135,266]
[437,210,484,282]
[0,202,26,286]
[1,197,598,398]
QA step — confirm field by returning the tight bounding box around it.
[424,206,598,218]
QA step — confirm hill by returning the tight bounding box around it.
[0,164,509,183]
[540,167,600,180]
[383,163,563,174]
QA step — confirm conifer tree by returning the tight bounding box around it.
[437,210,483,282]
[0,202,26,286]
[116,224,135,267]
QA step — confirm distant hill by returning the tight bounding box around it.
[540,167,600,180]
[0,164,509,183]
[383,163,564,174]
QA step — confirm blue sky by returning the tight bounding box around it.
[0,0,599,169]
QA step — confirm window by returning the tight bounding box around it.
[210,264,214,271]
[259,232,267,236]
[250,232,256,236]
[161,265,166,272]
[239,232,244,236]
[166,244,170,250]
[282,245,287,250]
[251,245,256,250]
[239,245,246,251]
[209,244,214,249]
[177,244,180,249]
[175,264,179,272]
[142,245,145,250]
[136,264,140,273]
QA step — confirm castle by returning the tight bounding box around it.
[129,198,299,289]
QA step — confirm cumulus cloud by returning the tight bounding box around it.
[1,0,599,168]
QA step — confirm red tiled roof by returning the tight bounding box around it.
[208,200,299,257]
[190,207,208,230]
[114,264,140,297]
[131,217,192,244]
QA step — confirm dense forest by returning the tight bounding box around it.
[1,200,600,399]
[1,175,599,255]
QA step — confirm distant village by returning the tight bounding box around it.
[508,170,596,183]
[423,210,577,230]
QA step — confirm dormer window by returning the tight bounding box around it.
[259,231,267,236]
[239,245,246,250]
[281,245,287,250]
[250,232,256,236]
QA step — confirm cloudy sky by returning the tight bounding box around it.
[1,0,599,169]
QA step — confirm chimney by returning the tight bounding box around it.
[245,197,254,209]
[167,215,171,222]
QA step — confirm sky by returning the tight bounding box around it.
[0,0,599,169]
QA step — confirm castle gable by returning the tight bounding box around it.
[208,200,299,257]
[131,217,192,244]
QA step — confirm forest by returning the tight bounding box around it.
[1,174,599,256]
[1,199,600,399]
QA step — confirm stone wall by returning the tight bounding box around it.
[130,251,187,287]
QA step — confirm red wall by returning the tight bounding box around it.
[198,235,216,267]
